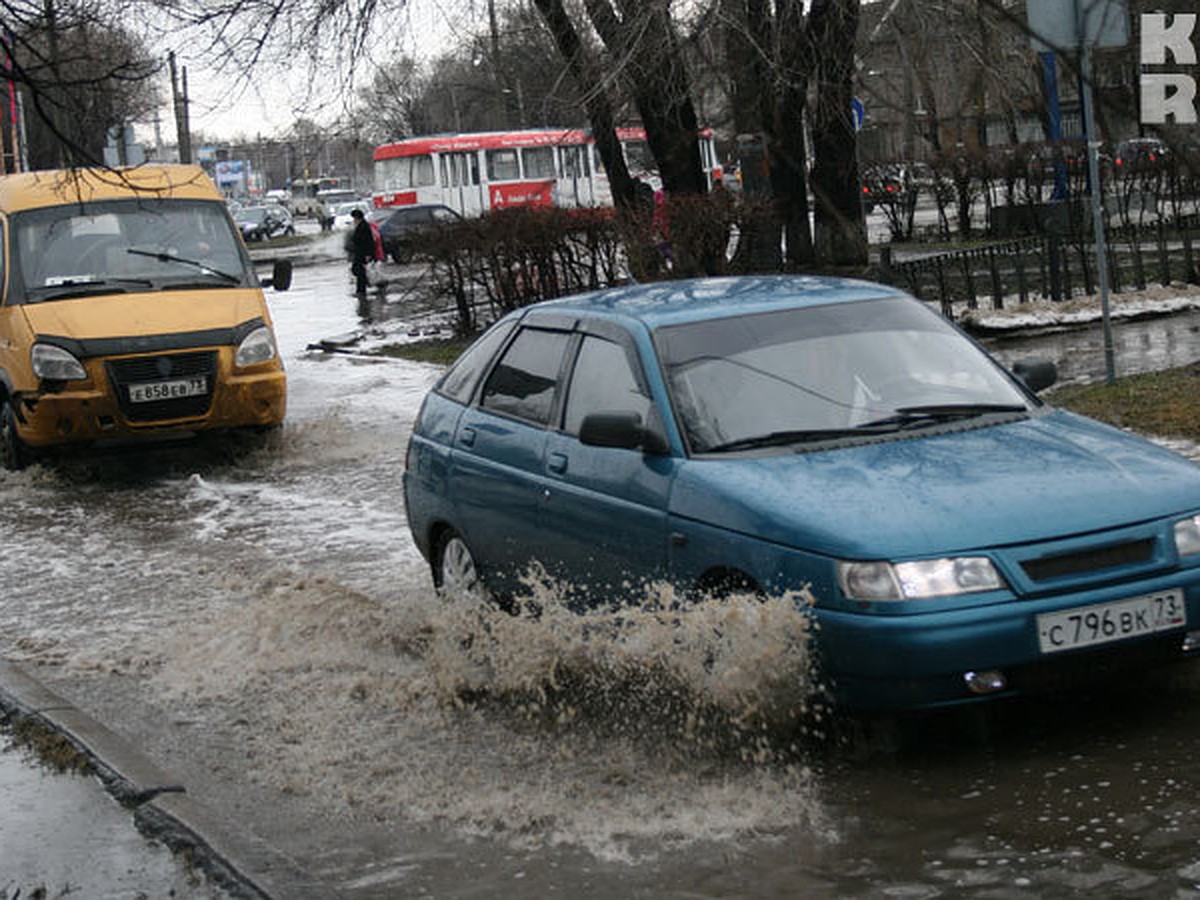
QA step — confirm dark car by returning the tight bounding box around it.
[370,204,462,263]
[402,275,1200,713]
[860,163,929,213]
[1114,137,1170,173]
[236,205,295,242]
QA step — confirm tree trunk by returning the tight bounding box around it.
[723,0,783,270]
[809,0,867,267]
[773,0,815,267]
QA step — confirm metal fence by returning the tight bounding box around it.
[880,214,1200,319]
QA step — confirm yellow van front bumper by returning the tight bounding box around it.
[14,365,286,449]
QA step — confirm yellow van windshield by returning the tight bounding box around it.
[13,198,251,302]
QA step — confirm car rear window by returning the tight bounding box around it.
[437,320,516,404]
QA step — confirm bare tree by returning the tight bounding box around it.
[353,56,433,144]
[4,0,161,168]
[531,0,639,211]
[580,0,707,196]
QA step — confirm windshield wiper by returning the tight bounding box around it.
[861,403,1029,429]
[704,424,905,453]
[126,247,241,284]
[29,276,155,302]
[703,404,1031,453]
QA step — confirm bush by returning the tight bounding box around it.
[413,194,744,335]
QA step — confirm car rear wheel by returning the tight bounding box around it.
[1,400,31,471]
[434,530,488,605]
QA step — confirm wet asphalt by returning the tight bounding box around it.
[4,216,1200,896]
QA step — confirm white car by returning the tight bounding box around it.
[331,200,371,230]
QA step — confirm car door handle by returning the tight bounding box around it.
[547,452,568,474]
[459,426,476,447]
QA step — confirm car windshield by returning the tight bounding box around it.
[13,197,251,302]
[656,296,1033,454]
[240,207,268,223]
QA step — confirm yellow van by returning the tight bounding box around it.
[0,164,290,469]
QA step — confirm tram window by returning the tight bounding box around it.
[487,149,520,182]
[414,155,436,187]
[523,147,556,179]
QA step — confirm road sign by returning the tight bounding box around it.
[850,97,865,132]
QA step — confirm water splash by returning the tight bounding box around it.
[148,566,832,861]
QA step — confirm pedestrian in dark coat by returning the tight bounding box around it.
[348,209,374,295]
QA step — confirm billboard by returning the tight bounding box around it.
[214,159,251,193]
[1027,0,1129,52]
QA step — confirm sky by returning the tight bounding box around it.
[160,0,463,143]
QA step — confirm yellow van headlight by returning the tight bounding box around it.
[235,326,278,368]
[31,343,87,381]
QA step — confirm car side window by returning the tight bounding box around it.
[563,335,651,436]
[437,320,516,404]
[480,327,571,425]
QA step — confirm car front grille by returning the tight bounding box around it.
[106,351,217,422]
[1019,538,1156,582]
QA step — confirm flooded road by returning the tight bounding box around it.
[3,258,1200,896]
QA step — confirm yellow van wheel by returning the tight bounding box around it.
[0,401,31,471]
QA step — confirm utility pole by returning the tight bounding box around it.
[1026,0,1128,385]
[1076,3,1115,385]
[169,52,192,164]
[152,112,163,161]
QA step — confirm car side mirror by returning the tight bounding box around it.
[579,411,670,455]
[261,258,293,292]
[1012,358,1057,393]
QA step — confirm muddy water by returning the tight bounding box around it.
[2,261,1200,896]
[0,734,231,897]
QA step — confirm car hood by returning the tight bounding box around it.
[670,410,1200,559]
[21,289,270,343]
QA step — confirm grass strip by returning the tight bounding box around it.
[1049,362,1200,444]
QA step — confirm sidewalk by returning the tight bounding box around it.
[0,659,334,899]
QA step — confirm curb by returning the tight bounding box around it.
[0,658,337,899]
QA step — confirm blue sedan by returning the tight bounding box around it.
[402,275,1200,711]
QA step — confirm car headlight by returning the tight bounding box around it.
[31,343,87,381]
[837,557,1005,601]
[235,325,277,367]
[1174,515,1200,557]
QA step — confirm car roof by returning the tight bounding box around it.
[379,203,454,215]
[525,275,909,330]
[0,164,222,213]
